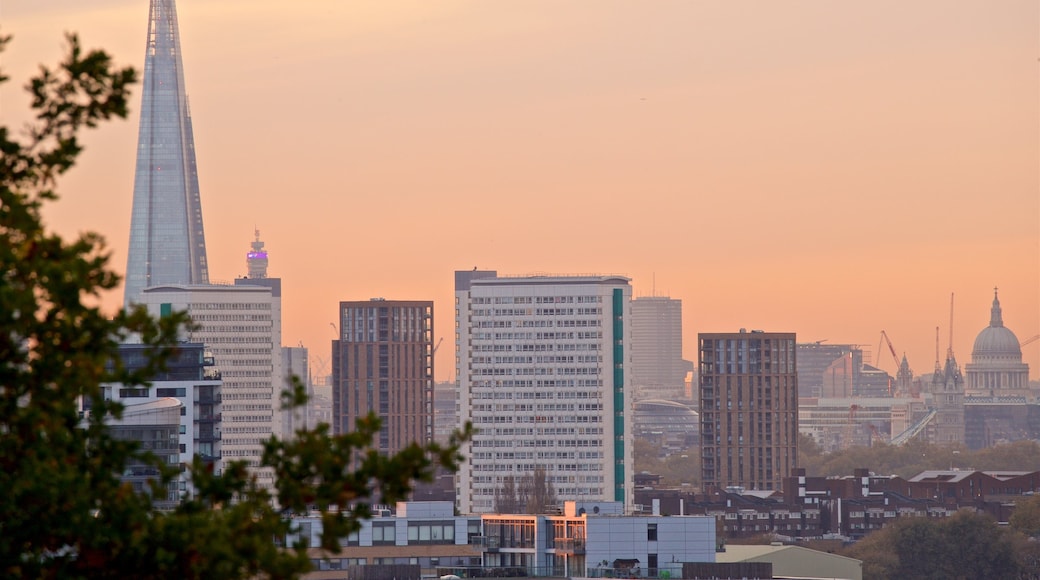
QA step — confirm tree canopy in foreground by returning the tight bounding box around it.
[0,33,470,579]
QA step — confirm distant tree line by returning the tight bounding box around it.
[798,433,1040,478]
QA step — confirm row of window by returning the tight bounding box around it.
[469,296,602,305]
[188,303,271,310]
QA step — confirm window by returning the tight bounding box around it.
[373,524,396,544]
[407,522,455,544]
[647,523,657,541]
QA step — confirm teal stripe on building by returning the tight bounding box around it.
[612,288,625,502]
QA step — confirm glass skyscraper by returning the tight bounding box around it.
[124,0,209,306]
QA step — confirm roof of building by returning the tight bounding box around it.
[716,545,862,580]
[907,469,1034,483]
[972,290,1022,358]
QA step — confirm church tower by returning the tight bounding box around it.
[930,297,965,446]
[124,0,209,306]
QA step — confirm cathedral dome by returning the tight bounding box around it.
[971,290,1021,358]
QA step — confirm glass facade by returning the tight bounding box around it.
[125,0,209,306]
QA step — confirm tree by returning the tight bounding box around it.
[494,475,519,514]
[520,465,557,514]
[0,33,470,579]
[1011,494,1040,538]
[843,510,1023,580]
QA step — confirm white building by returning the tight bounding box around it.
[284,501,715,578]
[454,271,634,514]
[139,283,282,489]
[107,398,184,510]
[100,342,222,493]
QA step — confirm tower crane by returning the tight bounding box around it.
[877,331,901,373]
[1022,335,1040,348]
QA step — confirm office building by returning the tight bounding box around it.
[796,343,863,398]
[234,232,287,438]
[124,0,209,306]
[454,271,633,514]
[699,330,798,492]
[283,345,309,437]
[137,283,282,488]
[285,501,715,579]
[630,296,691,401]
[332,300,434,461]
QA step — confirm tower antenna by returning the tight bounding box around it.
[947,293,955,359]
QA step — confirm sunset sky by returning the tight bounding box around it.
[3,0,1038,381]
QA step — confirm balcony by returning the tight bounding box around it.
[198,431,221,443]
[470,536,500,551]
[553,538,586,554]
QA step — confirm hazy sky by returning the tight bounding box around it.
[3,0,1038,381]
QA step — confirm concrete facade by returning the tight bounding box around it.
[139,283,282,489]
[455,272,634,514]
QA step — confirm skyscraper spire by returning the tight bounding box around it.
[124,0,209,306]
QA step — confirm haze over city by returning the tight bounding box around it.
[2,0,1037,381]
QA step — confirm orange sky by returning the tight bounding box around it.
[3,1,1038,381]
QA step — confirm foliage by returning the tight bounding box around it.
[0,33,470,579]
[633,438,699,487]
[493,465,557,514]
[843,510,1025,580]
[799,436,1040,478]
[1011,494,1040,538]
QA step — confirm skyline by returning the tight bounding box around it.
[2,1,1037,381]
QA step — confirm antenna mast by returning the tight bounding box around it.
[947,293,955,358]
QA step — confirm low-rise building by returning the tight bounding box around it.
[715,544,862,580]
[285,501,716,579]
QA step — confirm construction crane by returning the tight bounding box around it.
[877,331,901,373]
[1022,335,1040,348]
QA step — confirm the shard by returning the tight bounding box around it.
[124,0,209,307]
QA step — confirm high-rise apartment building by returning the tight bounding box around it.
[137,284,282,488]
[98,342,223,496]
[124,0,209,306]
[332,300,434,463]
[699,330,798,492]
[631,296,691,401]
[455,271,633,514]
